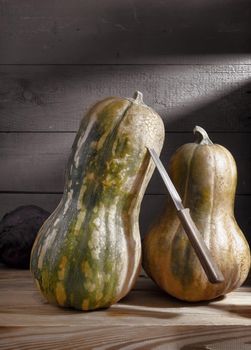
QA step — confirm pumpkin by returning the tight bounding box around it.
[143,126,250,302]
[30,91,165,310]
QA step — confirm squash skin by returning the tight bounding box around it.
[143,126,250,302]
[30,92,165,310]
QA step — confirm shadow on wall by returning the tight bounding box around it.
[0,65,251,132]
[74,0,251,60]
[1,0,251,63]
[1,81,251,194]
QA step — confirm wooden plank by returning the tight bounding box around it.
[1,325,251,349]
[0,0,250,64]
[0,65,250,132]
[0,269,251,330]
[0,194,250,242]
[0,132,250,194]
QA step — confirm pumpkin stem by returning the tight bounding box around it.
[134,91,143,103]
[193,126,213,145]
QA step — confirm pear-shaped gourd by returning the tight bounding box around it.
[30,92,165,310]
[143,126,250,302]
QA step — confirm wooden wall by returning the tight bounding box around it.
[0,0,250,241]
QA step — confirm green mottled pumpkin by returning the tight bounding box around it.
[30,92,165,310]
[143,126,250,302]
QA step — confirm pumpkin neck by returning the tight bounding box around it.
[193,126,213,145]
[133,91,144,104]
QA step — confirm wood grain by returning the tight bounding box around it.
[0,268,251,350]
[0,65,250,132]
[0,193,250,242]
[0,0,250,64]
[0,132,250,194]
[0,268,251,328]
[1,325,251,350]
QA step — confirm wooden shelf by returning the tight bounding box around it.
[1,267,251,349]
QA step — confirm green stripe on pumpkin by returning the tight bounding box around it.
[31,93,165,310]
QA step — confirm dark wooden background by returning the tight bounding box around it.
[0,0,250,241]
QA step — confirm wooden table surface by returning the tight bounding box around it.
[1,267,251,349]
